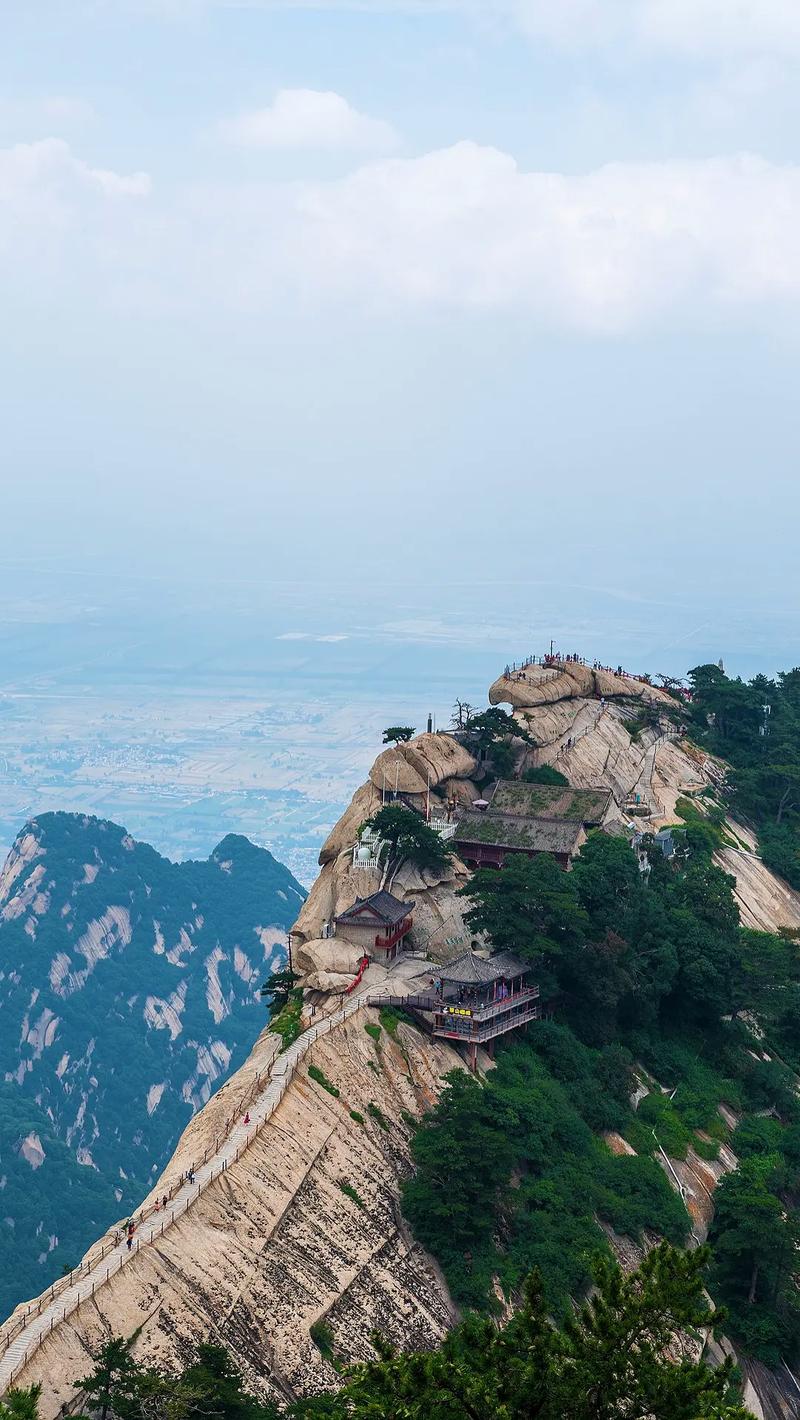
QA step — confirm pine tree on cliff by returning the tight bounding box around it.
[295,1244,752,1419]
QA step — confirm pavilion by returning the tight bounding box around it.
[393,948,540,1071]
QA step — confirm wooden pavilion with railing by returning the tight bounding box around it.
[389,949,540,1071]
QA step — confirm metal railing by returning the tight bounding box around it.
[0,1075,268,1360]
[435,1002,541,1043]
[382,987,540,1024]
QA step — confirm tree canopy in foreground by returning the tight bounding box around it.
[51,1244,752,1420]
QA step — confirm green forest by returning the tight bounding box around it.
[686,662,800,889]
[402,819,800,1365]
[0,813,305,1320]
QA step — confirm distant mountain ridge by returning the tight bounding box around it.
[0,811,305,1318]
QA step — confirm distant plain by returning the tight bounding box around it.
[0,566,792,884]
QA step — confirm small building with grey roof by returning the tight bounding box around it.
[334,889,414,962]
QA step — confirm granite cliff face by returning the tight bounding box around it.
[0,813,304,1319]
[4,669,800,1419]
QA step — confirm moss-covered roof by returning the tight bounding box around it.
[489,780,611,825]
[454,811,585,855]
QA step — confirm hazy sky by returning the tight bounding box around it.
[1,1,799,657]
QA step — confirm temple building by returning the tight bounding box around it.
[334,890,414,963]
[392,949,540,1071]
[453,779,611,871]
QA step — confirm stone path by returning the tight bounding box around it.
[561,698,605,752]
[0,983,395,1395]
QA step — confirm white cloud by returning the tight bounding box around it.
[220,89,398,152]
[6,135,800,334]
[247,143,800,331]
[0,139,150,290]
[0,137,150,209]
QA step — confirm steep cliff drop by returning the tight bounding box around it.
[3,662,800,1417]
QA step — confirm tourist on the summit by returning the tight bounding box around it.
[244,1112,251,1125]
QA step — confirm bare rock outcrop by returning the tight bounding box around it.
[294,937,367,977]
[318,781,382,866]
[368,734,477,800]
[489,660,672,712]
[7,1010,460,1416]
[715,846,800,935]
[294,731,480,972]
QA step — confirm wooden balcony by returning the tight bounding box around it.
[434,1000,541,1044]
[374,917,413,951]
[433,987,540,1043]
[387,987,541,1045]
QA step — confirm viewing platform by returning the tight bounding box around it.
[385,948,540,1070]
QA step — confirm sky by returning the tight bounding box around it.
[1,0,799,673]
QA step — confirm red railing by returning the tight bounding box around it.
[345,955,370,994]
[375,918,411,950]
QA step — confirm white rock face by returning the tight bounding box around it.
[166,927,194,967]
[144,982,189,1041]
[0,834,45,913]
[24,1009,60,1059]
[8,1011,462,1416]
[50,908,133,999]
[204,946,230,1025]
[716,846,800,934]
[0,863,50,923]
[17,1133,45,1170]
[146,1083,166,1116]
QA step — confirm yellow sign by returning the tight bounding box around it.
[444,1005,473,1018]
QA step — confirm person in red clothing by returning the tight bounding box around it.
[244,1112,251,1125]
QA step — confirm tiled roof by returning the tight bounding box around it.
[335,890,413,926]
[489,780,611,825]
[454,811,585,855]
[437,949,531,985]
